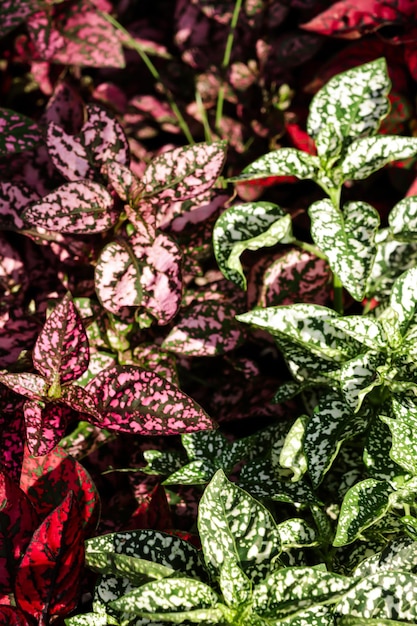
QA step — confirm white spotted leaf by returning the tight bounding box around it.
[333,479,393,547]
[338,351,386,412]
[22,181,117,234]
[389,195,417,240]
[277,518,318,549]
[231,148,320,182]
[309,199,380,300]
[381,398,417,475]
[219,558,251,607]
[198,469,281,583]
[352,536,417,579]
[213,201,293,289]
[85,364,215,435]
[340,136,417,182]
[389,267,417,336]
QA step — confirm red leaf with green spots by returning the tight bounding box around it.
[14,491,85,622]
[0,469,39,604]
[142,141,226,201]
[20,445,100,536]
[0,108,43,157]
[22,180,117,234]
[0,606,31,625]
[86,364,216,435]
[162,301,246,356]
[24,401,73,457]
[33,293,89,384]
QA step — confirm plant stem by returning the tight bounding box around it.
[98,10,195,144]
[333,274,344,315]
[292,239,328,261]
[195,89,213,143]
[215,0,243,131]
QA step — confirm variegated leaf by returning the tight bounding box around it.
[0,108,43,156]
[22,181,117,234]
[307,58,390,157]
[231,148,320,182]
[46,121,91,181]
[103,160,144,204]
[0,372,48,402]
[86,364,215,435]
[81,104,130,167]
[328,316,386,350]
[33,293,89,385]
[213,201,293,289]
[338,351,385,412]
[23,401,73,456]
[363,416,401,481]
[142,141,226,201]
[340,136,417,182]
[0,182,39,230]
[277,518,318,549]
[381,397,417,475]
[352,536,417,578]
[333,479,393,547]
[198,469,281,582]
[388,195,417,240]
[389,267,417,336]
[0,0,37,38]
[309,199,380,300]
[163,459,217,485]
[279,415,308,482]
[304,390,368,487]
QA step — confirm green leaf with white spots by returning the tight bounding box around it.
[333,479,393,547]
[340,135,417,182]
[380,411,417,475]
[338,350,385,412]
[252,566,352,619]
[275,335,341,384]
[335,571,417,621]
[110,578,219,615]
[307,58,390,152]
[279,415,308,482]
[273,605,334,626]
[389,267,417,336]
[329,317,386,351]
[198,469,281,582]
[65,612,119,625]
[388,195,417,241]
[309,200,380,301]
[277,519,318,549]
[163,459,217,485]
[353,536,417,579]
[142,449,185,476]
[304,390,368,488]
[100,553,175,584]
[219,558,252,607]
[212,202,293,289]
[364,417,402,481]
[231,148,320,182]
[338,617,417,625]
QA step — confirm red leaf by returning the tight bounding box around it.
[86,364,216,435]
[125,483,172,531]
[0,606,31,625]
[20,445,100,536]
[15,491,85,622]
[33,293,89,385]
[0,470,38,604]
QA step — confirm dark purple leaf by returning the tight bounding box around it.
[86,364,216,435]
[22,180,118,234]
[0,108,43,157]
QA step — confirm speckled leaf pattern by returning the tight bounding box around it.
[95,232,182,324]
[329,316,386,350]
[304,390,368,488]
[277,518,318,549]
[22,180,117,234]
[14,491,85,621]
[219,558,251,607]
[340,135,417,182]
[66,613,116,626]
[335,571,417,621]
[81,104,130,167]
[0,372,48,401]
[47,121,91,181]
[162,301,245,356]
[388,195,417,239]
[33,293,89,385]
[389,267,417,335]
[364,417,401,481]
[309,200,380,300]
[103,160,143,204]
[59,384,101,421]
[333,479,393,547]
[86,364,215,435]
[252,566,352,618]
[24,401,73,456]
[0,108,43,156]
[213,201,293,289]
[338,351,385,411]
[307,58,390,154]
[381,402,417,475]
[0,182,39,230]
[0,469,38,602]
[234,148,320,181]
[0,1,36,39]
[164,459,217,485]
[198,469,281,582]
[19,445,100,535]
[142,141,226,201]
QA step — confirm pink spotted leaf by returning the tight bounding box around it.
[59,384,101,421]
[159,190,229,232]
[86,364,216,435]
[23,401,74,456]
[43,81,84,134]
[33,293,89,385]
[0,469,39,604]
[81,104,130,167]
[162,301,246,356]
[20,445,100,536]
[22,180,118,234]
[142,141,227,202]
[0,373,48,402]
[0,1,39,39]
[0,108,43,157]
[0,182,39,231]
[103,160,144,203]
[46,121,92,181]
[14,491,85,622]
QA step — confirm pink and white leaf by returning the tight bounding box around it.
[86,364,216,435]
[81,104,130,167]
[159,190,228,231]
[162,301,245,356]
[24,400,73,456]
[33,293,90,384]
[102,160,144,203]
[22,180,118,234]
[47,121,92,181]
[142,141,227,202]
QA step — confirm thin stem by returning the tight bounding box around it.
[292,238,328,261]
[195,89,213,143]
[333,274,344,315]
[98,10,195,144]
[215,0,243,130]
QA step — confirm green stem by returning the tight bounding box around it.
[292,239,328,261]
[333,274,344,315]
[215,0,243,131]
[98,10,195,144]
[195,89,213,143]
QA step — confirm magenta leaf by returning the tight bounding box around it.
[0,108,43,156]
[59,384,101,420]
[0,182,39,230]
[142,141,227,201]
[15,491,85,622]
[22,180,118,234]
[86,364,216,435]
[20,445,100,536]
[33,293,89,385]
[0,1,38,39]
[46,121,91,181]
[0,469,38,604]
[24,401,73,457]
[162,301,246,356]
[0,373,48,402]
[81,104,130,167]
